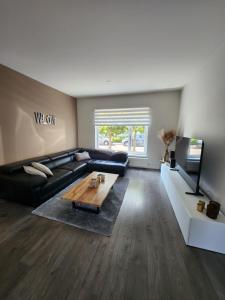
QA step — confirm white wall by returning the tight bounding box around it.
[77,91,180,169]
[178,43,225,213]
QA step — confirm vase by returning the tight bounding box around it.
[163,144,169,162]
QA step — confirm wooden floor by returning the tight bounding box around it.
[0,169,225,300]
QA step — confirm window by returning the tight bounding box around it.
[94,107,150,156]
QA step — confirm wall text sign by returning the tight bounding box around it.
[34,112,56,125]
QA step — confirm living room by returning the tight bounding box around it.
[1,1,225,299]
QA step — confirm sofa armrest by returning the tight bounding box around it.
[0,172,48,188]
[0,172,48,206]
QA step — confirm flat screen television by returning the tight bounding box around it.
[175,136,204,196]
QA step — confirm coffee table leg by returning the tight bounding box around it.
[96,207,100,214]
[72,202,76,209]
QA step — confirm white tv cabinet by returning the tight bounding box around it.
[161,163,225,254]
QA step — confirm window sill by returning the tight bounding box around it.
[128,155,148,159]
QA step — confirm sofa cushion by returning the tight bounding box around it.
[31,162,54,176]
[58,161,88,173]
[41,168,73,195]
[23,166,47,178]
[88,159,127,176]
[75,151,90,161]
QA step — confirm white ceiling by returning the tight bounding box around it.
[1,0,225,97]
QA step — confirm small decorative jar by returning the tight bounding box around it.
[89,178,98,188]
[97,174,105,183]
[197,200,205,212]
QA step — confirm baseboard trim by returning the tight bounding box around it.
[128,166,160,172]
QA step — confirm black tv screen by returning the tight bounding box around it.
[175,136,204,195]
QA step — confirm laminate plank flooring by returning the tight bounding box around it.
[0,169,225,300]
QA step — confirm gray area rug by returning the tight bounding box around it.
[32,176,129,236]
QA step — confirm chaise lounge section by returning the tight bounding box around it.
[78,148,128,177]
[0,148,128,207]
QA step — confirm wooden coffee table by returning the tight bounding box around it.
[62,171,119,213]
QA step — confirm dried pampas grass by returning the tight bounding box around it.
[158,129,176,162]
[158,129,176,146]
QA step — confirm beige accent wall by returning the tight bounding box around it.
[178,43,225,213]
[77,91,180,169]
[0,65,77,165]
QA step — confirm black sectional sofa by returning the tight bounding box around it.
[0,148,128,207]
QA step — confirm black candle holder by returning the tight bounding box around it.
[206,200,220,219]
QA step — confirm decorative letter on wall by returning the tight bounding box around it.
[34,112,56,125]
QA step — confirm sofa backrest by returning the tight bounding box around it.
[79,148,128,163]
[0,156,50,175]
[0,148,80,174]
[110,152,128,162]
[45,153,73,169]
[0,148,128,175]
[83,149,112,161]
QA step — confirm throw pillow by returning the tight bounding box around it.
[23,166,47,178]
[31,162,53,176]
[75,151,91,161]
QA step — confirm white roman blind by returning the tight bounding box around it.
[94,107,151,126]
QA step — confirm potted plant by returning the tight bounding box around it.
[158,129,176,162]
